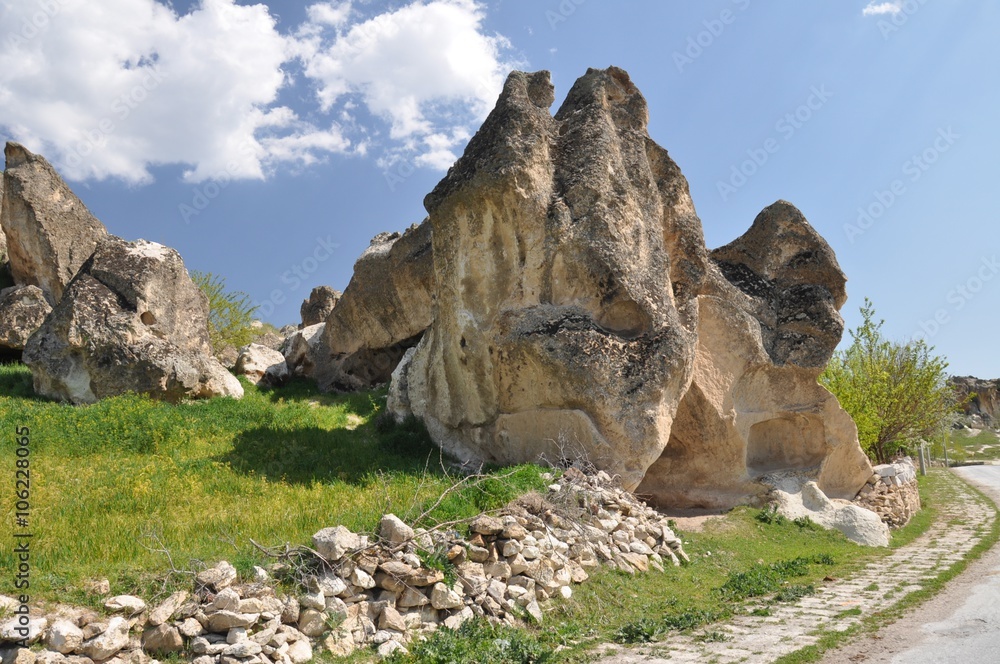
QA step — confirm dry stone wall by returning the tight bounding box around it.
[0,470,687,663]
[852,458,920,529]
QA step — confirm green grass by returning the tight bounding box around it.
[0,361,974,664]
[944,428,1000,463]
[0,363,549,602]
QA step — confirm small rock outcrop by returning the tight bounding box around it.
[770,477,890,547]
[283,323,326,378]
[300,286,341,328]
[0,285,51,353]
[235,343,289,386]
[23,236,243,403]
[312,221,434,391]
[0,143,107,303]
[388,67,872,508]
[950,375,999,427]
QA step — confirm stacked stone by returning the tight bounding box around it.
[853,458,921,529]
[0,470,688,663]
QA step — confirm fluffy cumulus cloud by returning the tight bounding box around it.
[862,1,905,16]
[300,0,518,169]
[0,0,516,183]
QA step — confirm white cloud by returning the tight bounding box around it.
[0,0,353,183]
[0,0,516,183]
[863,1,904,16]
[301,0,519,168]
[307,1,353,27]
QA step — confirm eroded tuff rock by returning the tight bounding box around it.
[300,285,341,327]
[312,220,434,391]
[0,285,51,352]
[23,236,243,403]
[1,143,107,303]
[388,67,872,508]
[637,202,872,508]
[395,67,702,491]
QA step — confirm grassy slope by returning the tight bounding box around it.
[0,362,960,664]
[0,363,547,604]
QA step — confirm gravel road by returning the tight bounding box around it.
[816,465,1000,664]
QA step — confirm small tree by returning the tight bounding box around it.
[821,298,957,464]
[191,271,259,354]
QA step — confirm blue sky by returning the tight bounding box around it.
[1,0,997,377]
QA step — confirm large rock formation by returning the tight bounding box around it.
[395,68,703,491]
[387,67,872,508]
[312,221,434,391]
[23,236,243,403]
[1,143,107,303]
[950,375,999,427]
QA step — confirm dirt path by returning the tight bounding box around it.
[590,468,997,663]
[814,465,1000,663]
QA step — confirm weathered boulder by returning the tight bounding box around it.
[234,343,288,386]
[389,67,872,507]
[283,323,325,378]
[300,286,341,327]
[1,143,107,303]
[395,67,704,490]
[770,478,890,547]
[0,285,51,352]
[23,236,243,404]
[312,220,434,391]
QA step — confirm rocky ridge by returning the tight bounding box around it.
[0,470,687,663]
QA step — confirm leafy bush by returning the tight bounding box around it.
[191,271,259,354]
[821,298,957,463]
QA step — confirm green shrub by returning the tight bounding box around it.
[191,271,259,354]
[393,618,554,664]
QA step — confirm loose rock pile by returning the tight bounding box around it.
[0,470,688,663]
[852,458,920,529]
